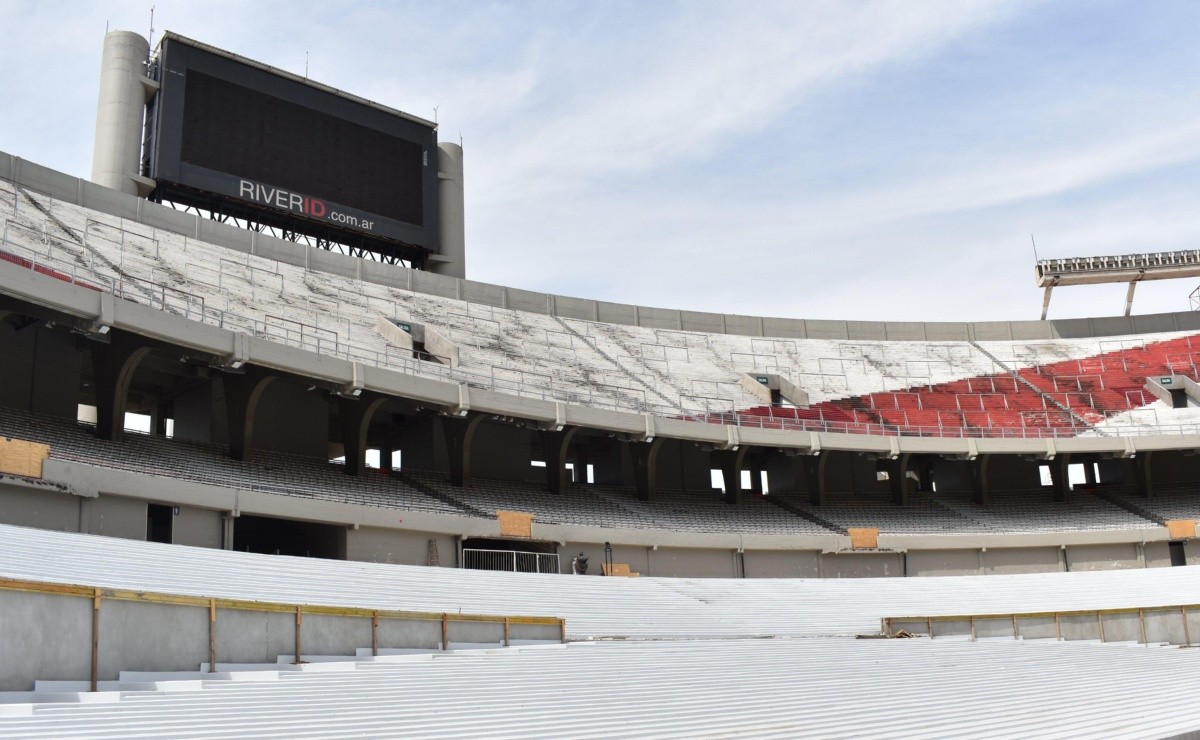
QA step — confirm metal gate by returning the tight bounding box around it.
[462,548,560,574]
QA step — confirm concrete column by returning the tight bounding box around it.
[886,453,913,506]
[91,30,151,195]
[801,454,829,506]
[339,394,389,476]
[441,414,484,486]
[1050,453,1072,503]
[711,447,749,505]
[221,513,235,551]
[971,455,991,505]
[90,333,153,442]
[1083,459,1097,486]
[541,426,579,494]
[749,462,763,496]
[153,402,170,437]
[431,143,465,278]
[221,368,276,461]
[629,438,663,501]
[1134,452,1154,498]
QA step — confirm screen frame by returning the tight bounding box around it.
[148,34,440,256]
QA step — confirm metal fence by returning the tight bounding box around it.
[462,548,560,574]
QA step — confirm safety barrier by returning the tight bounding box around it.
[462,548,560,574]
[0,576,566,692]
[883,604,1200,646]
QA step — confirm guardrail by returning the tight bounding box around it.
[0,576,566,692]
[883,604,1198,646]
[463,548,560,574]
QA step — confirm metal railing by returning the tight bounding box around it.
[462,548,560,574]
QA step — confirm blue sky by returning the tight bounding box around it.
[3,1,1200,322]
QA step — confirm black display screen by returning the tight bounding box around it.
[180,71,423,226]
[148,34,439,256]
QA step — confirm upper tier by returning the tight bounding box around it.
[4,150,1200,440]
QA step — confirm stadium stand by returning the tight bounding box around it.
[7,177,1200,439]
[2,155,1200,605]
[0,406,468,516]
[3,523,1200,639]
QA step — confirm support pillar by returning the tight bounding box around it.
[442,413,485,486]
[886,453,914,506]
[971,454,991,505]
[221,513,235,551]
[90,333,153,442]
[917,460,934,492]
[1134,452,1154,498]
[798,453,829,506]
[1050,453,1072,503]
[222,368,276,461]
[542,426,580,494]
[339,394,389,476]
[153,402,170,437]
[629,438,664,502]
[748,462,763,496]
[711,447,749,505]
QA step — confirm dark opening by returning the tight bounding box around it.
[460,537,559,573]
[233,514,346,559]
[1172,390,1189,409]
[1170,541,1187,567]
[770,388,783,405]
[147,504,173,544]
[412,339,442,364]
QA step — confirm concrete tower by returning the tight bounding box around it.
[432,142,466,278]
[91,30,156,195]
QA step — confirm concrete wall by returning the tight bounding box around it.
[173,505,223,549]
[0,322,81,420]
[820,552,905,578]
[1065,543,1141,571]
[647,546,739,578]
[0,590,92,690]
[80,495,147,540]
[906,549,982,577]
[470,422,534,482]
[251,381,330,459]
[0,482,81,532]
[742,549,821,578]
[0,587,557,690]
[345,526,456,567]
[983,547,1063,574]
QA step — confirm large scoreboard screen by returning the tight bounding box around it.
[147,33,439,257]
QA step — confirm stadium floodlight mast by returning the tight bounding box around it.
[1035,248,1200,319]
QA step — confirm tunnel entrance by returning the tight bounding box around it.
[461,537,560,574]
[233,515,346,559]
